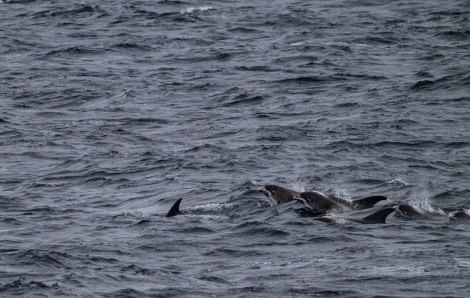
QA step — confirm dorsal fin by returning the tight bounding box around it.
[165,198,182,217]
[353,196,387,209]
[361,207,396,224]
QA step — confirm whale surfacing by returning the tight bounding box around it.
[449,210,470,220]
[259,185,300,205]
[259,184,386,216]
[394,204,439,219]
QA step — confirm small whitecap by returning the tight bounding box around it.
[289,41,305,47]
[334,218,348,224]
[120,205,163,217]
[0,227,28,233]
[455,258,470,267]
[325,41,351,47]
[333,187,352,201]
[196,214,230,221]
[386,177,409,186]
[288,181,305,193]
[192,202,234,212]
[409,193,445,215]
[181,6,214,14]
[120,210,146,217]
[369,265,426,277]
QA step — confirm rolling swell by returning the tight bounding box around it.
[1,0,470,297]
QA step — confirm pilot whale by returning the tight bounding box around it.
[259,185,300,205]
[165,196,395,224]
[395,204,470,221]
[394,204,441,219]
[259,185,387,216]
[449,210,470,220]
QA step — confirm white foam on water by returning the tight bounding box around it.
[409,192,445,215]
[288,181,305,193]
[0,227,28,233]
[184,213,230,221]
[455,258,470,268]
[366,265,427,277]
[386,177,409,186]
[192,202,234,212]
[181,6,214,14]
[289,41,305,47]
[333,187,352,202]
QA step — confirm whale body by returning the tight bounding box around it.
[259,184,387,216]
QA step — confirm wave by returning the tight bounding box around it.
[43,46,105,57]
[412,71,470,91]
[434,30,470,41]
[209,88,266,108]
[11,249,71,269]
[32,4,106,19]
[111,42,153,51]
[0,277,65,296]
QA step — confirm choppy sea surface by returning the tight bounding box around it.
[1,0,470,297]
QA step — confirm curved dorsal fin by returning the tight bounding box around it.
[361,207,396,224]
[165,198,182,217]
[353,196,387,209]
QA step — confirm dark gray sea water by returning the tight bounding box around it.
[1,0,470,297]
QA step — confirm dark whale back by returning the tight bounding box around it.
[298,192,387,216]
[352,196,387,209]
[356,207,397,224]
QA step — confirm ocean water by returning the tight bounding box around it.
[1,0,470,297]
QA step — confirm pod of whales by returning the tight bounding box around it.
[165,197,395,224]
[259,184,387,216]
[164,184,469,225]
